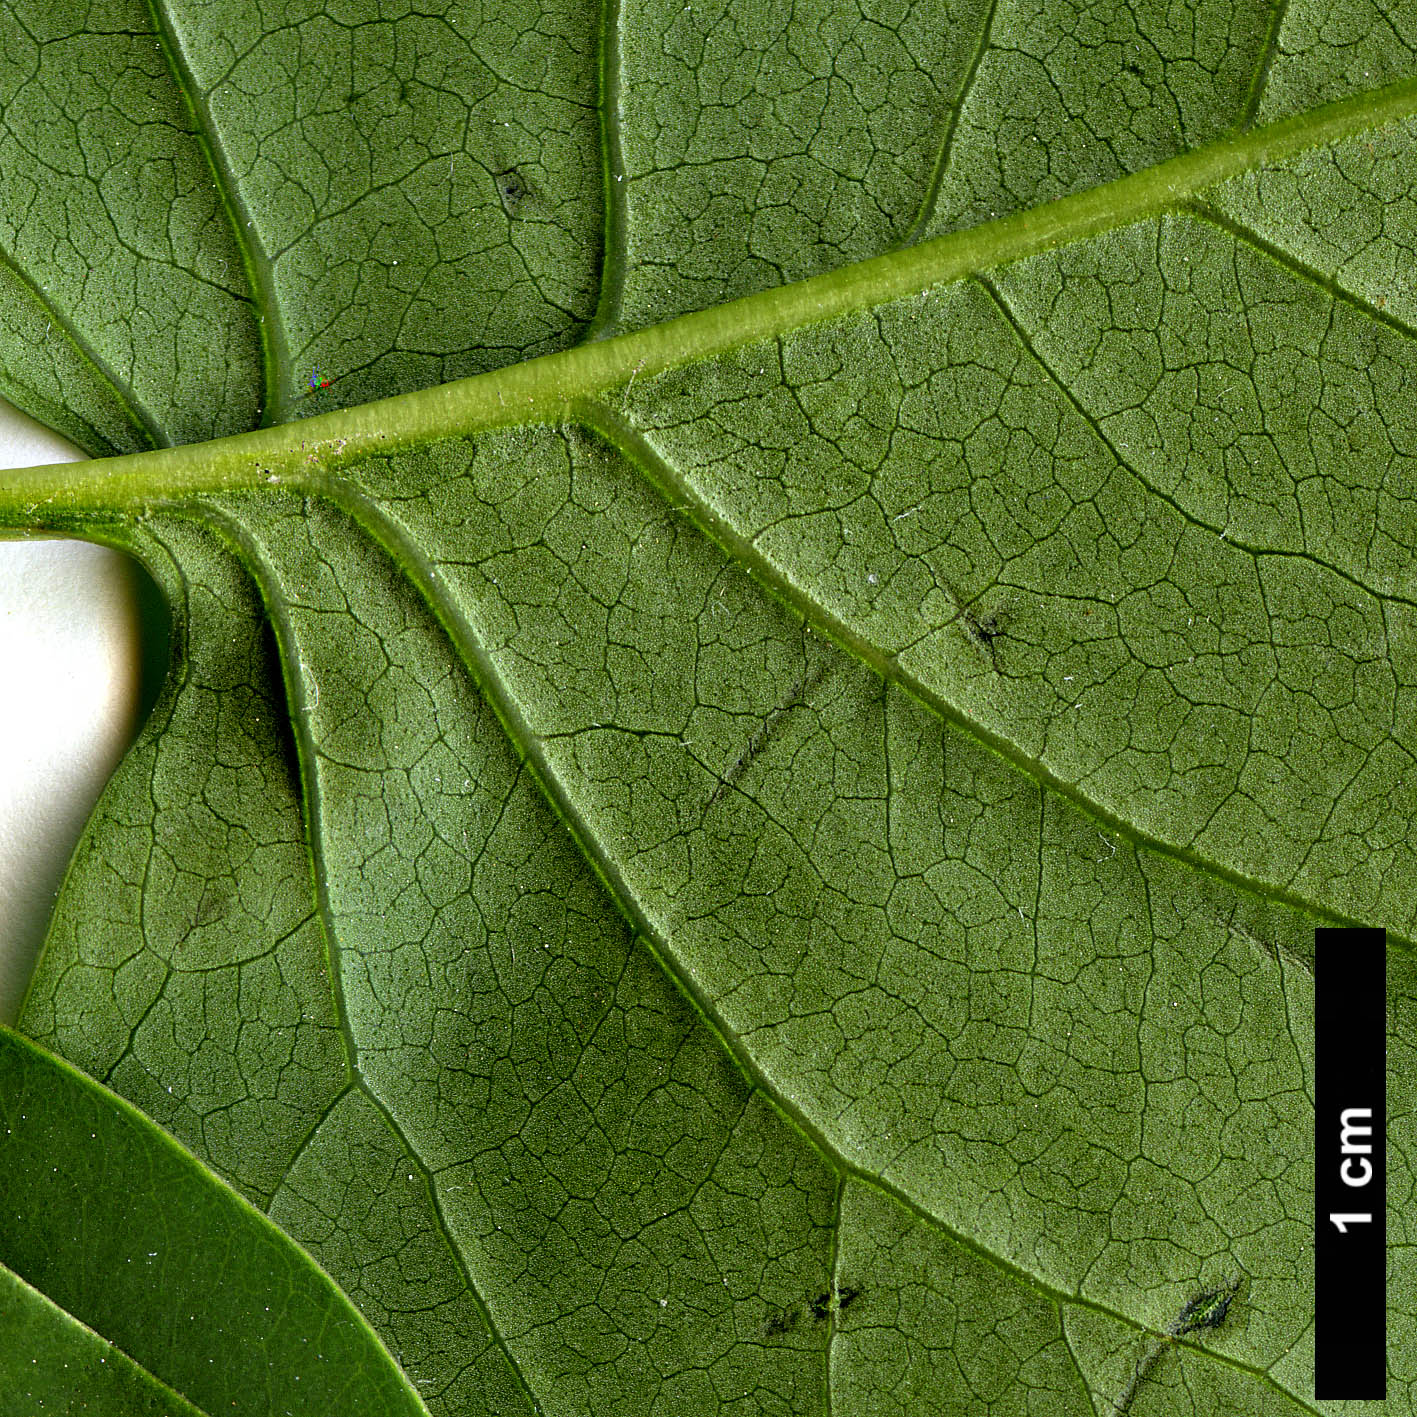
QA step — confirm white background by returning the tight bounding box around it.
[0,400,140,1022]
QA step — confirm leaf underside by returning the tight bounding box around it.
[0,1,1415,1414]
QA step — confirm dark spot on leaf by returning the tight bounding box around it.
[1109,1276,1242,1415]
[706,654,823,812]
[764,1307,799,1337]
[805,1284,861,1323]
[496,168,531,216]
[195,885,230,927]
[961,606,1005,669]
[1169,1275,1242,1337]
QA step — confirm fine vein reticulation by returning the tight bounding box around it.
[3,4,1416,1415]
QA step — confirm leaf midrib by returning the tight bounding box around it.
[5,73,1413,965]
[1,75,1414,519]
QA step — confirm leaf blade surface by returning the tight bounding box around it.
[3,3,1417,1412]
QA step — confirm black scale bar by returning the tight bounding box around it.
[1315,926,1386,1400]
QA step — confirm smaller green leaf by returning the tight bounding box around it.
[0,1026,427,1417]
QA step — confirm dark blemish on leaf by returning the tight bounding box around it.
[705,655,827,811]
[1167,1275,1242,1337]
[1108,1274,1244,1416]
[961,606,1004,670]
[764,1307,799,1337]
[765,1283,860,1338]
[811,1284,861,1323]
[1214,908,1314,977]
[943,579,1008,671]
[195,885,230,927]
[496,167,531,216]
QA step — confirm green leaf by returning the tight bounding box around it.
[0,1,1414,1412]
[0,1261,205,1417]
[0,1026,427,1415]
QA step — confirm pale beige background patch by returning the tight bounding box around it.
[0,401,139,1022]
